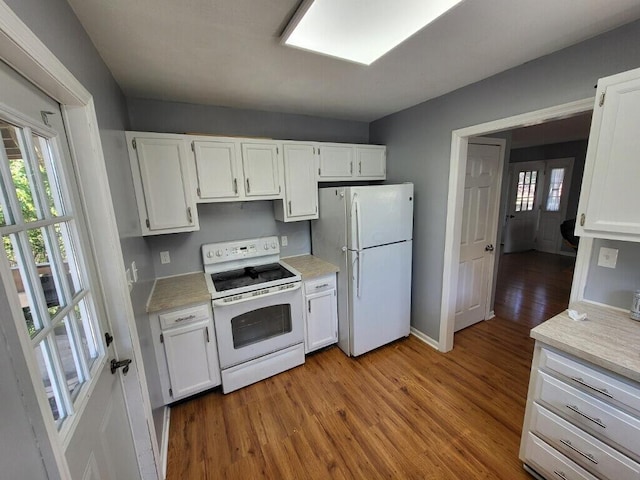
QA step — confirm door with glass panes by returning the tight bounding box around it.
[0,61,141,479]
[537,158,574,254]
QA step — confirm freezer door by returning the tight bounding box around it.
[347,184,413,250]
[348,240,412,356]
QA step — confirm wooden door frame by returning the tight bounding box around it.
[0,2,160,479]
[439,98,595,352]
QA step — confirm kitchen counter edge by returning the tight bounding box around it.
[531,301,640,383]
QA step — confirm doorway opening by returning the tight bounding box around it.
[440,99,597,352]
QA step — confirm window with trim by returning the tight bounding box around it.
[515,170,538,212]
[0,116,103,429]
[545,167,565,212]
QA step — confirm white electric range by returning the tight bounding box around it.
[202,236,304,393]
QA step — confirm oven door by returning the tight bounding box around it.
[212,283,304,369]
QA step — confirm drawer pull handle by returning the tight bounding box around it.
[314,283,329,289]
[559,439,598,464]
[566,404,606,429]
[553,471,567,480]
[570,376,613,398]
[175,314,197,323]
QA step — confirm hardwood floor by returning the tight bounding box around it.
[166,250,575,479]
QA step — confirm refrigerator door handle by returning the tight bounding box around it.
[356,250,363,298]
[354,195,362,251]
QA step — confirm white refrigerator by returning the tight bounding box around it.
[311,183,413,356]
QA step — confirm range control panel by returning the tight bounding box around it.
[202,236,280,267]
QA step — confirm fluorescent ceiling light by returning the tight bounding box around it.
[282,0,463,65]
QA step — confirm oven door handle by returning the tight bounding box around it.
[212,283,301,307]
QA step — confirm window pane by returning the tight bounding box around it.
[26,227,67,318]
[514,169,538,212]
[34,341,65,422]
[53,319,83,399]
[74,299,99,371]
[55,223,82,296]
[4,123,42,222]
[545,167,565,212]
[32,134,65,217]
[3,233,45,338]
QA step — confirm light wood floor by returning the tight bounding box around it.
[166,250,575,479]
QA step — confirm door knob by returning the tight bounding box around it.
[110,358,132,375]
[485,244,494,252]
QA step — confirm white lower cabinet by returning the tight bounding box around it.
[520,344,640,480]
[150,303,221,404]
[303,274,338,353]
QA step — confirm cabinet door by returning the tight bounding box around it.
[356,145,386,179]
[576,67,640,239]
[283,144,318,219]
[241,143,281,197]
[305,289,338,353]
[193,140,240,200]
[133,136,197,234]
[163,321,221,400]
[318,144,354,179]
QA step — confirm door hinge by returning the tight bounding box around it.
[599,92,605,107]
[132,138,137,150]
[160,333,164,343]
[169,388,173,397]
[276,146,279,155]
[197,187,201,197]
[318,167,321,175]
[145,218,150,229]
[580,213,585,226]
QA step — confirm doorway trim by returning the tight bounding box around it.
[0,2,160,479]
[440,98,595,352]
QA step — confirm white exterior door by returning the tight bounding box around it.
[455,141,503,332]
[537,158,574,254]
[503,160,545,254]
[0,61,143,479]
[241,143,280,197]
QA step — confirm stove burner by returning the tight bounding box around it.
[211,263,296,292]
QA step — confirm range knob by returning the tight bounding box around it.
[207,251,214,258]
[264,243,269,250]
[216,249,223,257]
[271,242,277,249]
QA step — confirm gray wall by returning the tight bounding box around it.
[584,239,640,309]
[128,97,370,276]
[370,20,640,340]
[127,97,369,143]
[4,0,163,451]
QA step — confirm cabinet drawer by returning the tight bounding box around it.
[541,348,640,416]
[159,303,210,329]
[304,275,336,294]
[530,403,640,480]
[535,371,640,460]
[523,432,599,480]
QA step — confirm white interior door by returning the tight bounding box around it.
[455,141,503,332]
[0,60,141,479]
[536,158,574,254]
[502,160,545,253]
[349,241,412,356]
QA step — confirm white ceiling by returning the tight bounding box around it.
[66,0,640,122]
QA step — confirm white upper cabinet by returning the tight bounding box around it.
[576,67,640,241]
[356,145,386,179]
[318,143,386,181]
[274,143,318,222]
[127,133,198,236]
[193,140,240,200]
[241,143,281,197]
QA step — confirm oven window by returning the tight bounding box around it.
[230,304,292,349]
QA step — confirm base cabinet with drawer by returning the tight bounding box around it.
[303,274,338,353]
[520,344,640,480]
[150,303,221,404]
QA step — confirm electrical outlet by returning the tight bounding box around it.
[281,235,288,247]
[160,251,171,264]
[597,247,618,268]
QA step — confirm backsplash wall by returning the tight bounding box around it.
[583,239,640,309]
[146,201,310,277]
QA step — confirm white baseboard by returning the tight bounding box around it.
[161,406,170,480]
[410,327,439,350]
[486,310,495,320]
